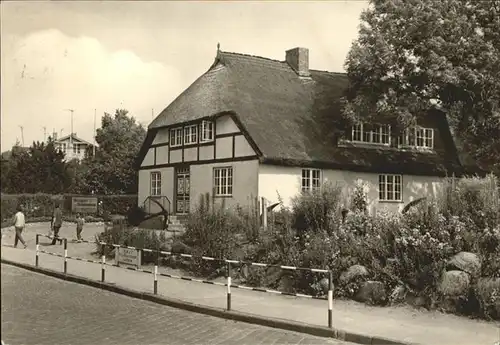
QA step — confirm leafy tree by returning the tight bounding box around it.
[3,139,71,193]
[82,109,146,194]
[343,0,500,174]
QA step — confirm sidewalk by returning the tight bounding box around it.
[1,230,499,345]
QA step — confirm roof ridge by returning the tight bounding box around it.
[310,69,346,76]
[220,50,345,75]
[219,50,285,64]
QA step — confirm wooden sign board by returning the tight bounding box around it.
[116,247,141,269]
[72,197,98,213]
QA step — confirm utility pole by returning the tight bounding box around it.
[93,108,97,157]
[42,126,47,142]
[64,109,74,156]
[65,109,75,147]
[19,126,24,147]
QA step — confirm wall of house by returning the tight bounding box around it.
[190,159,259,211]
[258,164,445,213]
[56,138,90,161]
[137,167,175,213]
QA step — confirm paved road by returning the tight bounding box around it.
[1,264,350,345]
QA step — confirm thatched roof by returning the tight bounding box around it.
[145,50,463,176]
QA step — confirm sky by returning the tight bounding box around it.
[0,0,368,150]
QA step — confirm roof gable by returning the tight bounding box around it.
[56,134,93,145]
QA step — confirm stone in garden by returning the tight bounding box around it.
[171,240,192,254]
[447,252,481,277]
[476,277,500,318]
[354,280,387,305]
[439,270,470,297]
[279,275,295,293]
[340,264,369,284]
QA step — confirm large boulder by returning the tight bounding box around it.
[340,265,369,284]
[447,252,481,277]
[354,280,387,305]
[439,270,470,297]
[476,277,500,319]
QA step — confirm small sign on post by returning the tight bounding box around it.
[72,197,98,213]
[116,247,141,269]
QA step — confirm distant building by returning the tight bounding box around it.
[54,133,95,161]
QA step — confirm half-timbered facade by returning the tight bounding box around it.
[137,46,464,215]
[138,113,259,214]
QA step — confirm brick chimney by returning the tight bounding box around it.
[285,47,310,77]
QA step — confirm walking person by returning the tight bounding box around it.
[51,203,63,245]
[13,204,27,249]
[75,213,85,241]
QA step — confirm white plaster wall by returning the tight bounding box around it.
[234,134,255,157]
[258,164,445,213]
[156,146,169,165]
[169,149,182,163]
[199,145,214,160]
[152,128,169,145]
[215,137,232,159]
[216,115,239,134]
[184,147,197,162]
[141,148,155,167]
[190,160,259,211]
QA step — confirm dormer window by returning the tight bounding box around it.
[170,127,183,147]
[350,123,391,145]
[201,120,214,142]
[184,125,198,145]
[398,127,434,149]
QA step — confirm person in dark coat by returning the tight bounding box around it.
[51,203,63,245]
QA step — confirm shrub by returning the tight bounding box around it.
[181,193,241,276]
[291,182,343,237]
[95,222,168,263]
[235,196,261,243]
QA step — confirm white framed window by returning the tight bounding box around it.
[184,125,198,145]
[350,123,391,145]
[379,174,402,202]
[150,172,162,196]
[170,127,183,147]
[301,169,321,192]
[73,144,81,154]
[201,120,214,142]
[398,127,434,149]
[214,167,233,196]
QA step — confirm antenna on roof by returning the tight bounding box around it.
[217,42,220,52]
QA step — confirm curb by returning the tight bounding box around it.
[1,259,417,345]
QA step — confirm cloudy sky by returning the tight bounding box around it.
[0,1,368,150]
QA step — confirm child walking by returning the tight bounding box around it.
[76,214,85,241]
[13,204,27,249]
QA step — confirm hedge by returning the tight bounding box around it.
[1,193,138,222]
